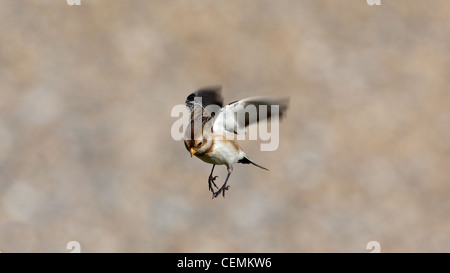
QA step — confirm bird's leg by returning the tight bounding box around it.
[208,164,219,193]
[212,167,232,199]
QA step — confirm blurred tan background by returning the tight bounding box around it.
[0,0,449,252]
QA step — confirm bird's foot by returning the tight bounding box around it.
[208,175,219,193]
[212,184,230,199]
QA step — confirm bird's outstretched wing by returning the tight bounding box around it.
[185,86,224,140]
[213,96,289,135]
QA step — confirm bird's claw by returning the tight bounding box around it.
[208,175,219,193]
[212,185,230,199]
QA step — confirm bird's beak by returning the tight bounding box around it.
[190,148,196,157]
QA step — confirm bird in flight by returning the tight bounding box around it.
[184,86,289,199]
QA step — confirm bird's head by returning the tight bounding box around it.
[184,137,213,157]
[183,122,213,157]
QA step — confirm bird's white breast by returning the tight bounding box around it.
[196,138,241,167]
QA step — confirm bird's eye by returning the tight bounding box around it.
[198,141,203,147]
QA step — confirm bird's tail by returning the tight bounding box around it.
[238,155,269,171]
